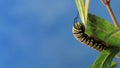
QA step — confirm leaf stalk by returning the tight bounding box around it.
[101,0,119,29]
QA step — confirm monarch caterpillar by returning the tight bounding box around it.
[72,14,109,52]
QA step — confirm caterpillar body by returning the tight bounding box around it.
[72,22,108,52]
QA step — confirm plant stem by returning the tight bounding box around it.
[101,0,119,29]
[106,4,119,29]
[115,62,120,65]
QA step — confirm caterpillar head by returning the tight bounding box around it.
[73,22,85,32]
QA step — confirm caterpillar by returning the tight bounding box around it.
[72,16,108,52]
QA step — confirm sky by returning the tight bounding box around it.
[0,0,120,68]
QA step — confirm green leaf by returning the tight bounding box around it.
[76,0,120,47]
[89,62,117,68]
[111,62,117,68]
[86,14,120,47]
[88,65,94,68]
[90,48,119,68]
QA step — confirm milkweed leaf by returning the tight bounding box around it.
[111,62,117,68]
[89,48,119,68]
[86,13,120,47]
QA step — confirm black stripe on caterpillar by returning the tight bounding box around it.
[72,22,108,52]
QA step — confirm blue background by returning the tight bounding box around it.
[0,0,120,68]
